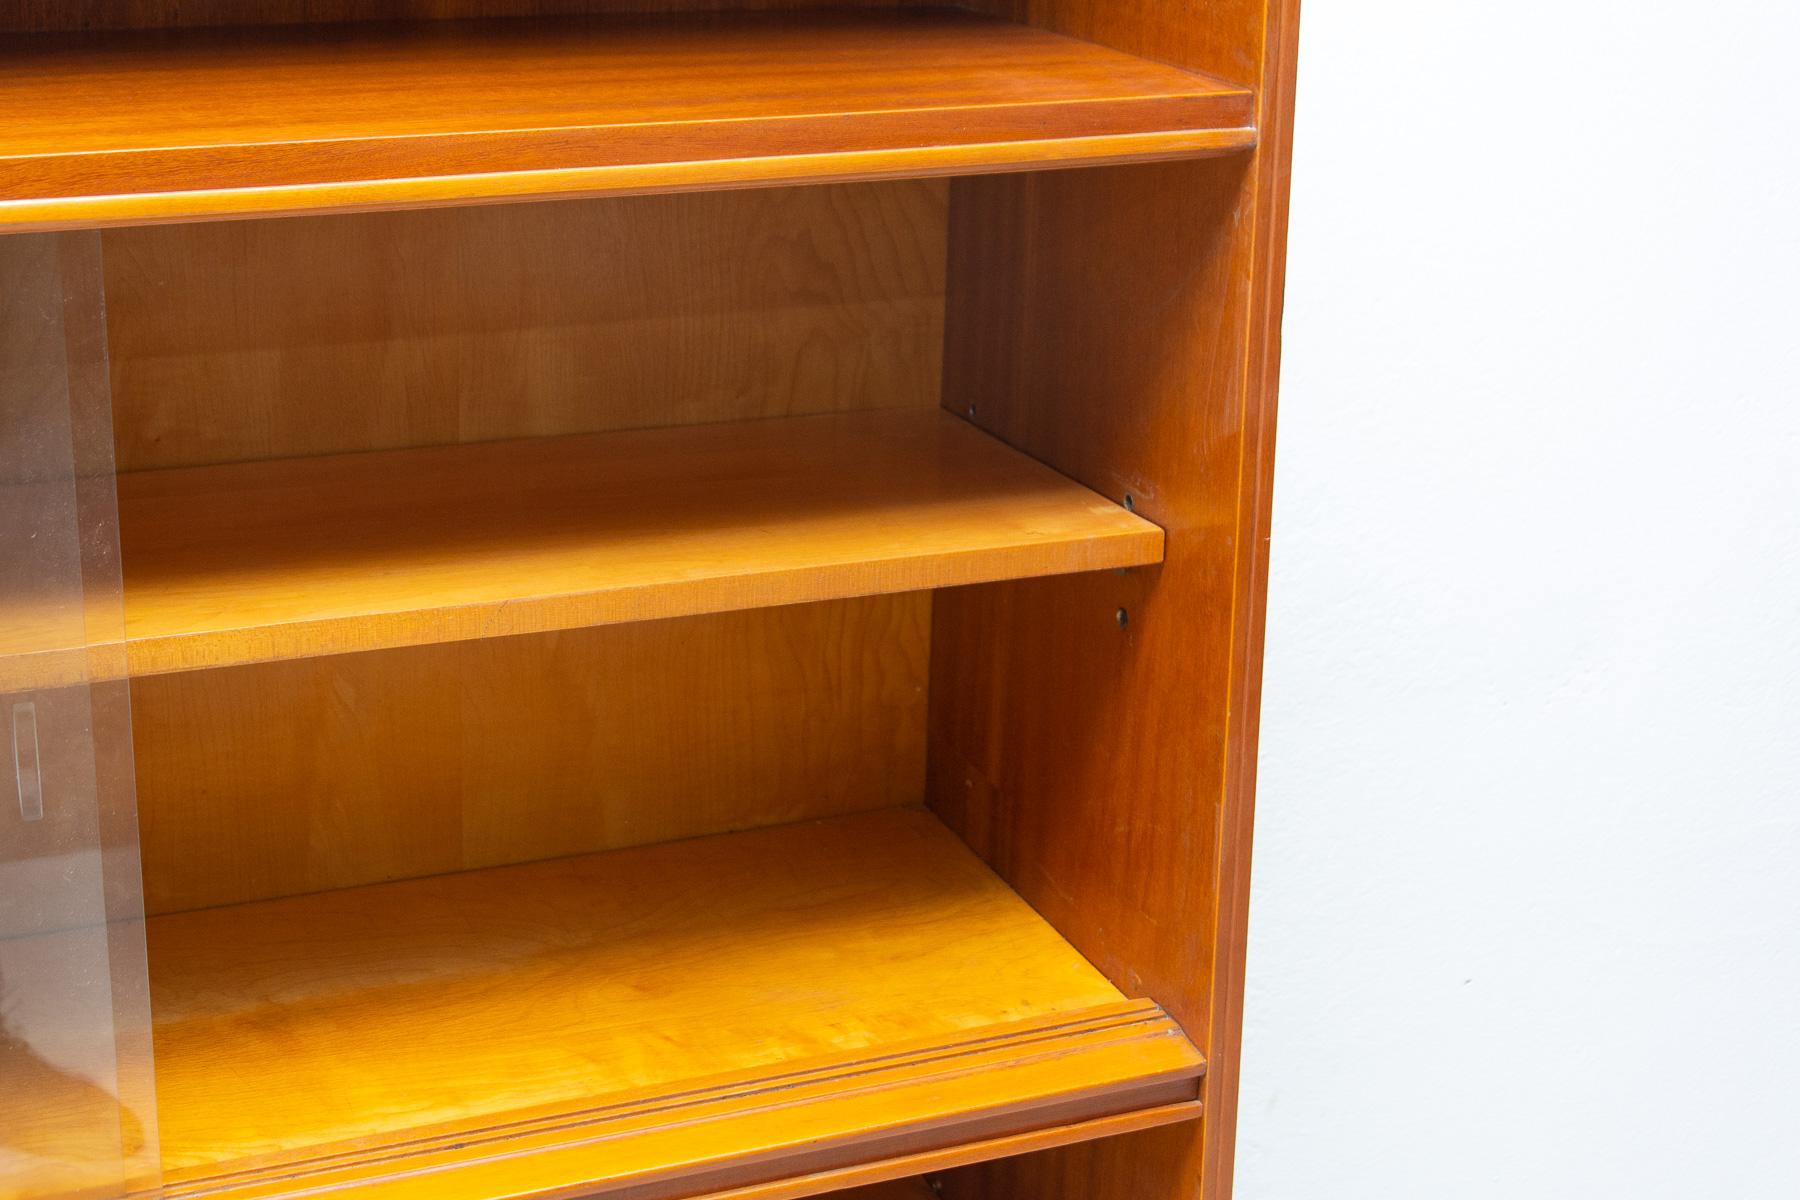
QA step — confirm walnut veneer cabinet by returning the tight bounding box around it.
[0,4,1297,1200]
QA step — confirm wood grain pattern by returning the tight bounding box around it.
[930,5,1301,1200]
[962,0,1271,87]
[141,808,1203,1197]
[694,1101,1203,1200]
[932,153,1256,1040]
[0,10,1254,231]
[3,11,1252,232]
[159,1007,1199,1200]
[2,7,1297,1200]
[0,1,940,35]
[821,1180,936,1200]
[928,163,1237,1200]
[1205,7,1302,1193]
[101,182,946,471]
[131,594,928,914]
[112,409,1162,676]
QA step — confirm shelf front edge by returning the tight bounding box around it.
[0,126,1255,235]
[161,999,1205,1200]
[115,411,1166,678]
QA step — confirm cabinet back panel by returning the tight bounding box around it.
[132,593,928,915]
[0,2,937,35]
[101,180,946,470]
[956,0,1267,87]
[107,180,943,914]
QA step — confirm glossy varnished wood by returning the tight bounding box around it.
[931,5,1300,1200]
[113,409,1161,676]
[104,182,947,914]
[158,1007,1199,1200]
[0,10,1254,231]
[0,0,940,34]
[701,1102,1204,1200]
[142,808,1204,1198]
[101,183,945,471]
[825,1181,937,1200]
[2,3,1299,1198]
[930,162,1248,1200]
[131,595,928,914]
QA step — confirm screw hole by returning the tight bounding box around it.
[967,403,978,419]
[1123,493,1135,512]
[1115,607,1129,629]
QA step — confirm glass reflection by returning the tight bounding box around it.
[1,232,158,1198]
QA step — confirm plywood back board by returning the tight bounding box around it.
[134,594,928,915]
[109,179,946,912]
[101,180,946,470]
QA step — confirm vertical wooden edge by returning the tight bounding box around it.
[1203,2,1302,1199]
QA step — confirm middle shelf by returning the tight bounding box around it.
[117,408,1162,676]
[146,807,1205,1200]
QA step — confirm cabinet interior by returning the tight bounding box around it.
[0,4,1291,1200]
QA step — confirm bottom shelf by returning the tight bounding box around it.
[146,808,1204,1200]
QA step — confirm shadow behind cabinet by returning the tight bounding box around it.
[0,4,1298,1200]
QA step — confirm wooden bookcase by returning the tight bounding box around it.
[0,4,1297,1200]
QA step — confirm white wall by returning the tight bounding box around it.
[1240,3,1800,1196]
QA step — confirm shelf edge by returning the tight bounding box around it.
[159,999,1203,1200]
[0,127,1255,235]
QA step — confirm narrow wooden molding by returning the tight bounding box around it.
[1204,2,1305,1197]
[698,1100,1204,1200]
[160,1003,1202,1200]
[0,129,1255,235]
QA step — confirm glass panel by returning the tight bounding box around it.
[0,233,159,1198]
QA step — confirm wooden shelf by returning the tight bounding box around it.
[0,9,1255,231]
[114,409,1162,677]
[144,808,1205,1200]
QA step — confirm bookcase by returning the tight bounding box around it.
[0,4,1297,1200]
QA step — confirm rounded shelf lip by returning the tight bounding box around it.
[0,9,1255,232]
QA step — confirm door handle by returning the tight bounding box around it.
[12,700,42,822]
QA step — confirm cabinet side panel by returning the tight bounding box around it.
[133,593,928,915]
[930,4,1298,1200]
[102,181,946,470]
[929,153,1246,1200]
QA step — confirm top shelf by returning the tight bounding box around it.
[0,8,1254,231]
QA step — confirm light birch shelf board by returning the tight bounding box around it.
[113,409,1163,677]
[139,808,1204,1200]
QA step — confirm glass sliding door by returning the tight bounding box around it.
[1,232,158,1199]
